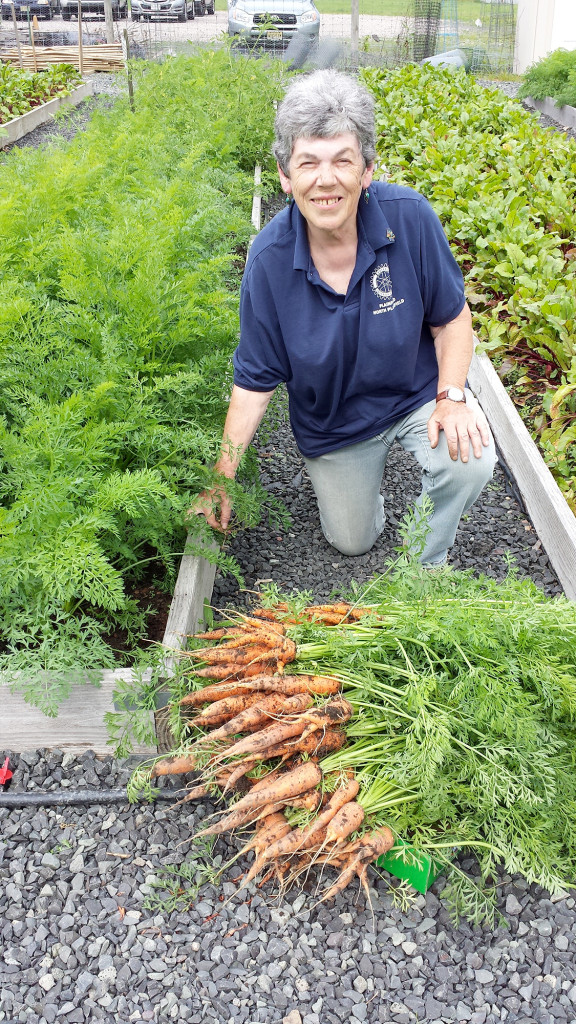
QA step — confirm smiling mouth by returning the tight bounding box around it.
[311,197,341,207]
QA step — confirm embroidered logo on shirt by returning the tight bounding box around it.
[370,262,405,315]
[370,263,393,301]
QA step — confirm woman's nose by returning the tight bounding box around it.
[316,163,337,185]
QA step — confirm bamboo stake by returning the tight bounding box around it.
[30,14,38,72]
[123,28,135,112]
[11,5,23,68]
[77,0,84,76]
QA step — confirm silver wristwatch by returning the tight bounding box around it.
[436,387,466,403]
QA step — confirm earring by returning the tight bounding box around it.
[364,189,370,204]
[285,195,292,204]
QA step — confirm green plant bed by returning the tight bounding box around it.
[518,48,576,110]
[362,62,576,513]
[0,48,287,712]
[0,63,83,128]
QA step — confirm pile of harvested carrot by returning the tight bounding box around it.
[148,603,394,902]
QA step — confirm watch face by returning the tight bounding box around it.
[447,387,465,402]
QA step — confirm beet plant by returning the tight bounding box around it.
[0,63,83,127]
[0,50,285,711]
[362,63,576,511]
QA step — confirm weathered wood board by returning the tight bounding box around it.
[468,350,576,601]
[0,669,155,758]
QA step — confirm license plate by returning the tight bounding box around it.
[266,29,281,39]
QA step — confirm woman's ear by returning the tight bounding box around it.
[362,161,375,189]
[277,162,292,195]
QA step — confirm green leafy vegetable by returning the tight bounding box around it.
[362,63,576,510]
[0,49,286,705]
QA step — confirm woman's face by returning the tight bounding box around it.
[278,132,373,238]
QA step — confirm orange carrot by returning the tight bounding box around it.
[212,717,308,763]
[150,753,197,778]
[238,726,348,765]
[190,626,245,641]
[171,782,208,806]
[186,644,275,664]
[202,692,313,744]
[319,826,395,902]
[257,775,359,862]
[181,691,265,719]
[286,789,323,812]
[188,660,278,681]
[195,761,322,837]
[324,800,365,845]
[179,673,341,708]
[187,636,293,665]
[233,613,287,639]
[234,812,292,864]
[217,757,260,793]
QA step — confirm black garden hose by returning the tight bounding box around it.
[0,787,180,808]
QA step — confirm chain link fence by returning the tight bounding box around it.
[0,2,516,74]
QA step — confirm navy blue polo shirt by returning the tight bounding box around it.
[233,180,466,458]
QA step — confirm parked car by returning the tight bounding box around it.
[228,0,320,49]
[193,0,215,14]
[131,0,191,19]
[61,0,127,18]
[1,0,53,19]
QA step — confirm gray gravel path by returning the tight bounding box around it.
[2,749,576,1024]
[2,76,576,1024]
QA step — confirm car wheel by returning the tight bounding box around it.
[186,2,194,15]
[205,0,214,11]
[131,10,139,17]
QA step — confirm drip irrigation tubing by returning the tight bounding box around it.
[0,787,180,808]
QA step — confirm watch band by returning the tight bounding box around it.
[436,387,466,404]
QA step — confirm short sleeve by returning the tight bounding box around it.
[233,263,289,392]
[418,197,466,327]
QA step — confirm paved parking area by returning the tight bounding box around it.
[0,10,410,52]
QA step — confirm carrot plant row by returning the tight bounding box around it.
[0,50,286,710]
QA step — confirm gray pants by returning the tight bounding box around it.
[303,398,497,566]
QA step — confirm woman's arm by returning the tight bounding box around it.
[429,303,491,462]
[190,384,275,531]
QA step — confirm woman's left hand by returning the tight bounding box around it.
[428,390,492,463]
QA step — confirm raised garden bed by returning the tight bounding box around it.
[2,65,576,762]
[0,81,93,149]
[522,95,576,131]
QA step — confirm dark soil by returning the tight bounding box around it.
[102,573,172,661]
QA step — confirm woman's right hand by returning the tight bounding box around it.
[188,483,233,532]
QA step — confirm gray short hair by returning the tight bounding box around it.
[272,70,376,175]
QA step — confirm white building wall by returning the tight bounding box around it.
[515,0,576,74]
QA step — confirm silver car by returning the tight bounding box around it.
[228,0,320,48]
[131,0,191,18]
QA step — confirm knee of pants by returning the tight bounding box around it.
[323,531,377,557]
[429,439,496,497]
[319,499,385,557]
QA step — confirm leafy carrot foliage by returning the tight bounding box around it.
[0,50,285,708]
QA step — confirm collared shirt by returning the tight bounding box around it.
[233,180,466,458]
